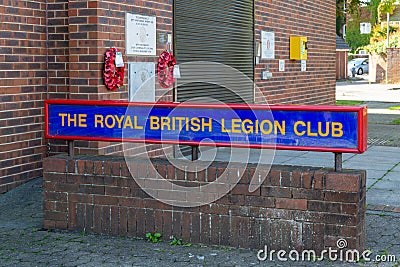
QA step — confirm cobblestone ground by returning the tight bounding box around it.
[0,179,399,267]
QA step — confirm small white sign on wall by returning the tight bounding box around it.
[126,13,157,56]
[301,60,307,72]
[279,60,285,72]
[261,31,275,60]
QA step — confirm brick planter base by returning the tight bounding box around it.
[43,155,366,252]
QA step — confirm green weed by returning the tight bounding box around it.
[389,106,400,110]
[336,100,364,106]
[170,237,182,246]
[391,119,400,125]
[146,232,162,243]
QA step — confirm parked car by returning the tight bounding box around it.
[348,58,369,77]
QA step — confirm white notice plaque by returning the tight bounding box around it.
[301,60,307,72]
[279,60,285,72]
[126,13,156,56]
[261,31,275,60]
[128,62,155,102]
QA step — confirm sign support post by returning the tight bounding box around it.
[191,146,199,161]
[335,153,343,172]
[68,140,74,158]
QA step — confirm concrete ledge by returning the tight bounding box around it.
[43,155,366,252]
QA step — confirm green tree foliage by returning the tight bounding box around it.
[337,0,376,36]
[367,0,381,26]
[364,33,400,55]
[345,0,373,15]
[337,0,362,35]
[337,0,346,35]
[347,0,361,15]
[370,24,399,42]
[337,0,397,52]
[378,0,397,21]
[345,19,371,52]
[363,23,400,55]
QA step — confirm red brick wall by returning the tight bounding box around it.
[43,156,366,252]
[0,0,47,193]
[255,0,336,105]
[369,50,400,84]
[387,48,400,84]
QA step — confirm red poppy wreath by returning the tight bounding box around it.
[103,48,125,91]
[157,51,176,88]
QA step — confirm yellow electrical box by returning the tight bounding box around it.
[290,36,308,60]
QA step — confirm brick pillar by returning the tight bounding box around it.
[387,48,400,84]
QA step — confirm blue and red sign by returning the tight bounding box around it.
[45,100,368,153]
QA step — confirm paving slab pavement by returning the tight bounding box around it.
[0,178,399,267]
[367,106,400,147]
[336,80,400,103]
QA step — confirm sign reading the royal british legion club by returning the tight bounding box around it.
[45,100,368,154]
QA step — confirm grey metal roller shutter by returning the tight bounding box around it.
[174,0,254,104]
